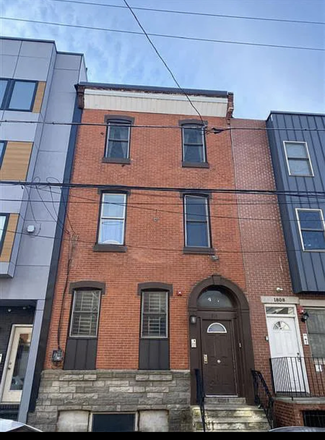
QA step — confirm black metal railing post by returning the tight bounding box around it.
[251,369,275,429]
[195,368,206,432]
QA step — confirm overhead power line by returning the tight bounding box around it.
[48,0,325,26]
[2,120,325,132]
[1,16,324,52]
[1,180,325,199]
[122,0,204,124]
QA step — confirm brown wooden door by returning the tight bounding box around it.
[201,319,237,395]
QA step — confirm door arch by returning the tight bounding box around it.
[188,275,255,404]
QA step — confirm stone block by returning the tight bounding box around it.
[57,410,89,432]
[139,410,169,432]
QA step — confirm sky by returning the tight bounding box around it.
[1,0,324,119]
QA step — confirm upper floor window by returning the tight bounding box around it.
[184,195,211,248]
[182,124,207,165]
[0,141,7,167]
[296,209,325,251]
[104,117,133,163]
[284,141,314,177]
[141,291,168,339]
[0,79,38,111]
[70,289,101,338]
[98,193,126,245]
[0,213,9,255]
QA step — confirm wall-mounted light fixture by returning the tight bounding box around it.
[190,315,197,325]
[52,348,64,363]
[301,311,309,323]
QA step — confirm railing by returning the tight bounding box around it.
[270,356,325,398]
[251,369,275,429]
[194,368,206,432]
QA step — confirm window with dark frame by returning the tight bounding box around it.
[70,290,101,338]
[296,209,325,251]
[305,309,325,358]
[105,120,131,160]
[182,124,206,163]
[141,291,168,339]
[0,78,38,111]
[284,141,314,176]
[98,193,127,245]
[0,214,9,254]
[0,141,7,167]
[184,195,211,248]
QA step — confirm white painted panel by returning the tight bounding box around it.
[20,41,54,58]
[57,411,89,432]
[0,119,37,142]
[17,221,56,266]
[0,55,17,77]
[0,39,21,56]
[0,265,50,300]
[15,56,51,80]
[84,90,228,117]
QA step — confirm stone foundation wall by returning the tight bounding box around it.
[28,370,191,432]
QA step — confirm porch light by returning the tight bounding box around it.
[52,348,64,363]
[190,315,197,325]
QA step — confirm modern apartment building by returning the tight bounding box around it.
[266,112,325,426]
[28,82,308,432]
[0,37,87,422]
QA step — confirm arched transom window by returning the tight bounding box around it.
[207,323,227,334]
[197,287,233,309]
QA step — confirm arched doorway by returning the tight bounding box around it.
[188,275,255,404]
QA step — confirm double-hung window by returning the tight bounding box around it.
[70,290,101,338]
[296,209,325,251]
[305,309,325,359]
[98,193,126,245]
[141,291,168,339]
[184,195,211,248]
[0,78,38,111]
[105,120,131,161]
[284,141,314,176]
[0,214,9,255]
[182,124,206,164]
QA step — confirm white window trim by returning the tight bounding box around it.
[69,290,101,338]
[105,121,131,159]
[283,140,314,177]
[296,208,325,253]
[98,193,126,245]
[140,291,169,339]
[182,125,206,163]
[184,195,211,248]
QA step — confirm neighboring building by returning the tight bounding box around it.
[28,83,298,432]
[266,112,325,427]
[0,37,87,422]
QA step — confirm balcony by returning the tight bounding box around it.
[270,357,325,398]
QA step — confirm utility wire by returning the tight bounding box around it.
[1,16,324,52]
[2,120,325,132]
[122,0,204,124]
[1,180,325,198]
[47,0,325,26]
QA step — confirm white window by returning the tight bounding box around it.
[284,141,314,176]
[70,290,101,337]
[141,291,168,338]
[184,195,210,248]
[296,209,325,251]
[98,193,126,245]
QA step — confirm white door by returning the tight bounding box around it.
[1,325,33,403]
[267,316,309,393]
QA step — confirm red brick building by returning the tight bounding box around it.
[29,85,324,432]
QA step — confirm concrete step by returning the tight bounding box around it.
[194,418,270,432]
[204,396,246,405]
[193,405,267,419]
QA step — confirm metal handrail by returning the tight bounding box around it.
[195,368,207,432]
[251,369,275,429]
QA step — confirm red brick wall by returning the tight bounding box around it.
[231,119,294,385]
[45,110,247,370]
[274,401,325,427]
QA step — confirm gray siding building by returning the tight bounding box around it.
[267,112,325,294]
[0,37,87,422]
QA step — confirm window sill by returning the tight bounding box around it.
[102,157,131,164]
[93,244,127,253]
[182,161,209,168]
[183,247,216,255]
